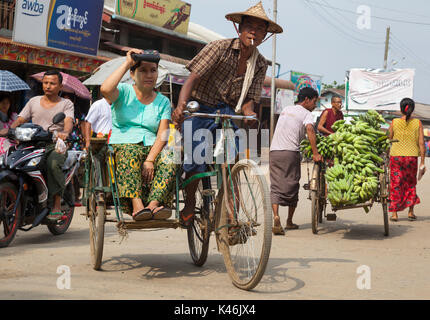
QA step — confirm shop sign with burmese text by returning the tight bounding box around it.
[115,0,191,35]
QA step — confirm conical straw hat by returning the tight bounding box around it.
[225,1,283,34]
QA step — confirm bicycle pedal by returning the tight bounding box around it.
[326,213,337,221]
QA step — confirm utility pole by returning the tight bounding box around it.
[383,26,390,70]
[270,0,277,141]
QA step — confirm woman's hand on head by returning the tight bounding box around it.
[126,49,144,69]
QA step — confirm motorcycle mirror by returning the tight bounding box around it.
[0,111,8,123]
[52,112,66,124]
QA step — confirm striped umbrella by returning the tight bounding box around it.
[31,71,91,100]
[0,70,30,92]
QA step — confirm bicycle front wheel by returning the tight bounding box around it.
[216,159,271,290]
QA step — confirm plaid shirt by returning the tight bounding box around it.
[186,38,268,108]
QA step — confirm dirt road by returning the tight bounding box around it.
[1,159,429,300]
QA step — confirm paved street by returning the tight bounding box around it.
[1,158,429,300]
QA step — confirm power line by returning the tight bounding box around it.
[345,0,430,21]
[388,41,430,77]
[303,0,384,46]
[318,0,383,42]
[304,0,430,26]
[390,33,430,69]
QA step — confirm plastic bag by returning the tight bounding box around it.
[55,138,67,154]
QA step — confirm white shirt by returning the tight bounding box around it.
[85,98,112,135]
[270,104,315,152]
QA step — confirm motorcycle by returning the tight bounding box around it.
[0,112,86,248]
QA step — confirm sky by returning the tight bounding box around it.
[188,0,430,104]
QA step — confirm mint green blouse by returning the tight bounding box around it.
[110,83,171,145]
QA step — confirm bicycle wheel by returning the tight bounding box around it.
[311,190,320,234]
[88,156,106,270]
[0,182,21,248]
[187,177,212,266]
[216,159,271,290]
[380,164,389,237]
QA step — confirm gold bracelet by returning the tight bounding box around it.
[145,159,154,163]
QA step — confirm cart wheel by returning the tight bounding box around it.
[311,190,320,234]
[187,177,211,267]
[88,156,106,270]
[216,159,271,291]
[380,169,389,237]
[311,163,325,234]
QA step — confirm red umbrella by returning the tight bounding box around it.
[31,72,91,100]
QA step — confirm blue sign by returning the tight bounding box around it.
[46,0,104,56]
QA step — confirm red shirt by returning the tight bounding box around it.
[322,108,344,135]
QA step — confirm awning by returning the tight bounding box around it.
[83,56,189,87]
[0,36,109,73]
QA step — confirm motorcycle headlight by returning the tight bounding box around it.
[27,156,42,167]
[15,128,38,141]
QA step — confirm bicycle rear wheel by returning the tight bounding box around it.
[187,177,212,266]
[216,159,271,290]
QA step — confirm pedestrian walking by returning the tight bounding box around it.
[388,98,426,221]
[270,87,322,235]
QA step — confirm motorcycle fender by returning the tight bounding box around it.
[0,169,18,183]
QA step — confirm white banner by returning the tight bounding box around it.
[347,68,415,111]
[275,88,295,114]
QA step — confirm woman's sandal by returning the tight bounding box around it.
[272,225,285,236]
[133,208,152,221]
[390,216,398,222]
[408,214,417,221]
[152,206,172,220]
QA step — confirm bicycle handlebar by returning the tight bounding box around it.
[183,110,258,121]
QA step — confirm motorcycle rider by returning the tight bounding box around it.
[0,70,74,220]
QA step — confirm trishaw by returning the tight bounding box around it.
[83,103,272,290]
[305,151,390,237]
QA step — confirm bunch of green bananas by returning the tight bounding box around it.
[300,134,334,159]
[352,109,386,130]
[321,110,389,209]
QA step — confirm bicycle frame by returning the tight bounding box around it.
[177,111,260,228]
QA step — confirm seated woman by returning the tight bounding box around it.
[101,49,176,221]
[0,92,18,155]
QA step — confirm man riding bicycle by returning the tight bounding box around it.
[172,2,283,226]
